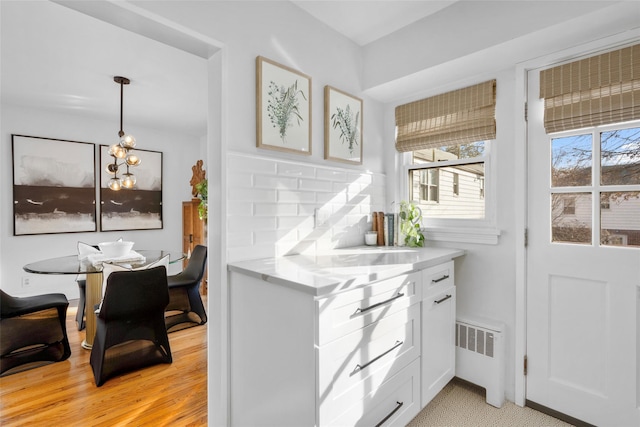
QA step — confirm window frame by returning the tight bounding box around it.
[400,140,500,245]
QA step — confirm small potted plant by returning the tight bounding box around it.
[399,200,424,247]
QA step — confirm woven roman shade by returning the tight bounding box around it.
[395,80,496,152]
[540,43,640,134]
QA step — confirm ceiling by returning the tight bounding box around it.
[291,1,458,46]
[1,1,460,139]
[1,1,211,139]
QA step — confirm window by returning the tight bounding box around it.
[408,141,487,220]
[540,44,640,248]
[419,169,439,202]
[453,173,459,196]
[562,197,576,215]
[395,80,498,243]
[549,124,640,247]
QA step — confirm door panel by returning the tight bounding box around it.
[526,66,640,426]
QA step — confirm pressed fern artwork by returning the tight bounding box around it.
[331,104,360,153]
[324,86,363,164]
[256,56,311,155]
[267,80,307,143]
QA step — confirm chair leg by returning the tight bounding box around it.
[56,306,72,361]
[89,320,107,387]
[76,289,86,331]
[187,285,207,325]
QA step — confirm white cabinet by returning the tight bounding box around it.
[421,261,456,407]
[228,252,460,426]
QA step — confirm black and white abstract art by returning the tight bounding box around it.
[12,134,97,236]
[99,145,163,231]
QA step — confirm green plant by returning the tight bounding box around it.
[195,179,207,220]
[331,104,360,153]
[399,201,424,247]
[267,80,307,143]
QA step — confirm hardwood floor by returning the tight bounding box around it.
[0,302,208,426]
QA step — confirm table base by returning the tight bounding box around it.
[83,273,102,350]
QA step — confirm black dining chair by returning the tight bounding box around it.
[165,245,208,332]
[0,289,71,376]
[90,266,172,387]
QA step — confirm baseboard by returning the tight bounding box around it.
[525,400,596,427]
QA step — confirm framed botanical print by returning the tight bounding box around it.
[99,145,163,231]
[12,134,97,236]
[324,85,363,165]
[256,56,312,155]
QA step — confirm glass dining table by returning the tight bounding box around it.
[23,250,185,350]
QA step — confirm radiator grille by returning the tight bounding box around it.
[456,323,495,358]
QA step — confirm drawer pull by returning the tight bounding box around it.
[355,292,405,314]
[432,274,449,283]
[375,401,404,427]
[352,340,403,374]
[434,294,452,304]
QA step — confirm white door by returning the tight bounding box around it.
[526,67,640,426]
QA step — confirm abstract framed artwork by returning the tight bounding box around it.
[324,85,363,165]
[256,55,312,155]
[99,145,163,231]
[12,134,97,236]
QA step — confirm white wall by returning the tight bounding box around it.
[132,1,386,173]
[0,105,202,297]
[133,1,388,263]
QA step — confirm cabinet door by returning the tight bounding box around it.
[421,285,456,407]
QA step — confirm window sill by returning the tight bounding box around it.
[423,226,501,245]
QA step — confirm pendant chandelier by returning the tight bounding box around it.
[107,76,141,191]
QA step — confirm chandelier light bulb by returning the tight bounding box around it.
[108,177,122,191]
[120,134,136,149]
[121,173,136,189]
[109,144,126,159]
[126,154,141,167]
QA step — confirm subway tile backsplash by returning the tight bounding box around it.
[226,152,386,262]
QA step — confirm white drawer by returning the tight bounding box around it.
[317,271,421,346]
[324,358,421,427]
[422,261,454,298]
[318,304,420,420]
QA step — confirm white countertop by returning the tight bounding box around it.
[227,246,465,297]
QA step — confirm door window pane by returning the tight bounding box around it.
[551,134,592,187]
[601,127,640,185]
[600,191,640,247]
[552,192,592,244]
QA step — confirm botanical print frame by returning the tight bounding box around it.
[99,145,163,231]
[12,134,97,236]
[256,56,312,155]
[324,85,363,165]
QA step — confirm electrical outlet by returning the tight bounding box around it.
[314,207,331,228]
[21,277,31,288]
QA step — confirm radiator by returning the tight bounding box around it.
[455,316,505,408]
